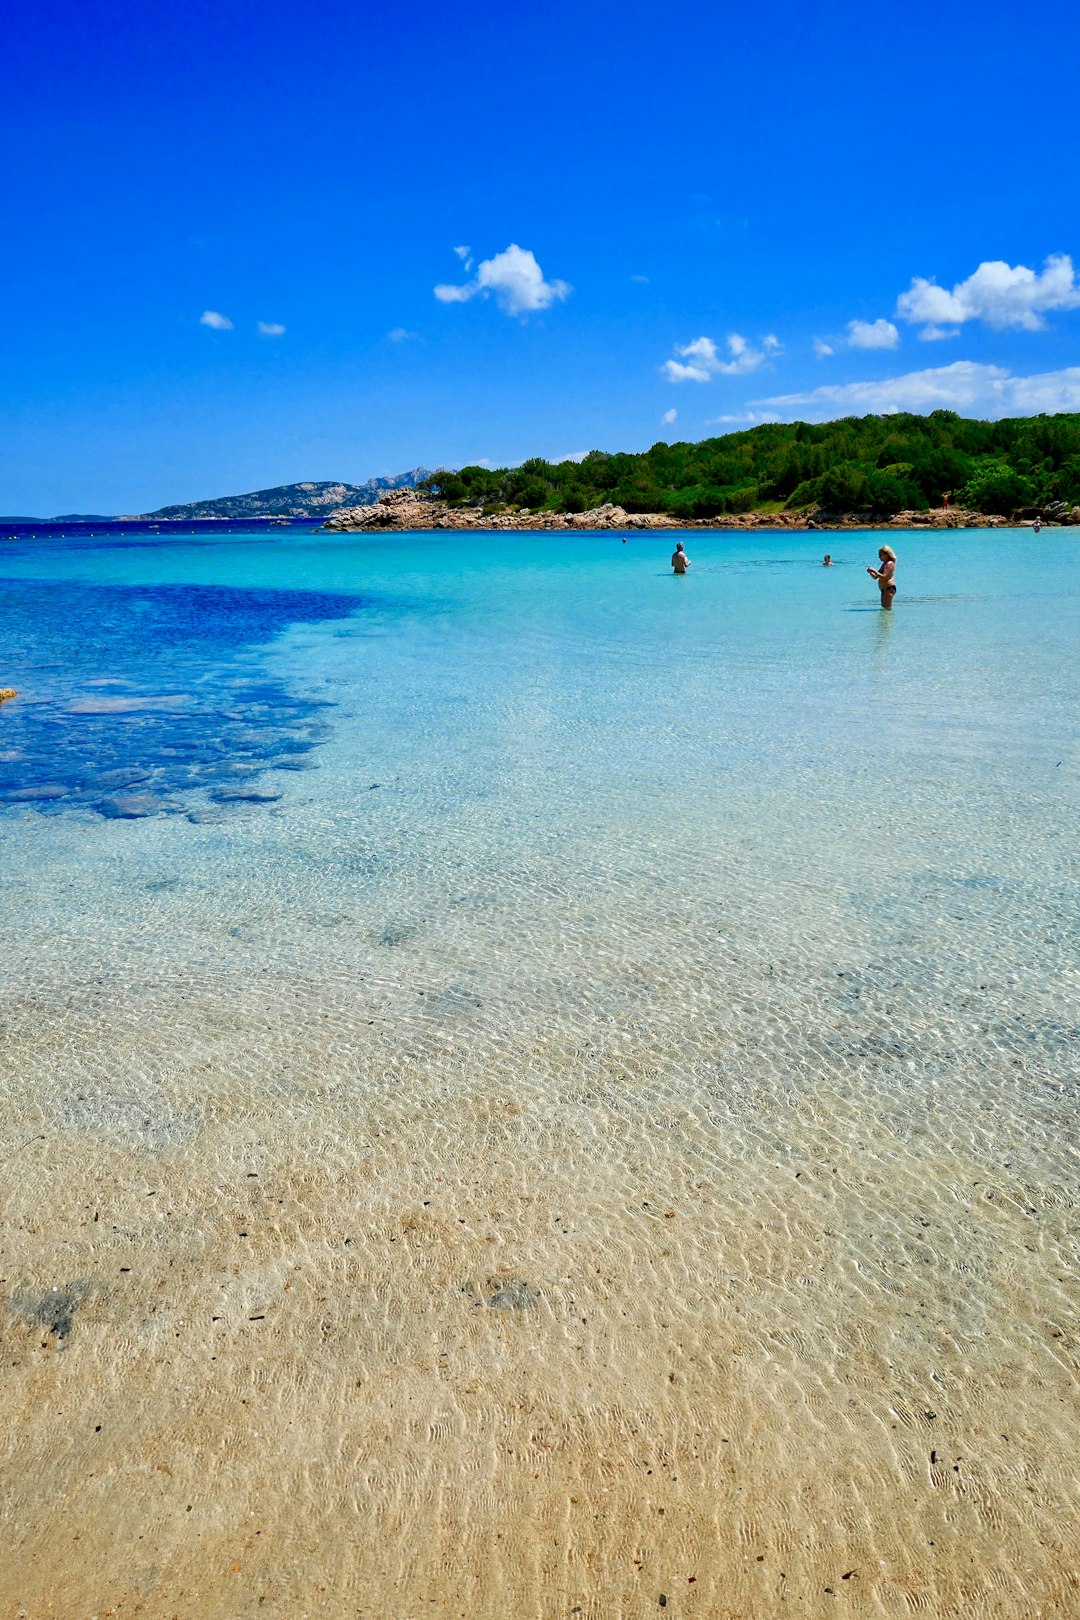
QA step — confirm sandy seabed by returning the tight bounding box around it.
[1,525,1077,1618]
[2,876,1076,1620]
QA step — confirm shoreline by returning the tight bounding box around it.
[322,489,1027,535]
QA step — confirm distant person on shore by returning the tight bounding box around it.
[671,542,690,575]
[823,553,832,566]
[942,491,950,511]
[867,545,897,608]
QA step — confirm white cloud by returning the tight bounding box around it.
[896,253,1080,335]
[846,317,899,350]
[755,359,1080,419]
[453,244,473,270]
[1001,366,1080,412]
[387,327,418,342]
[917,324,960,342]
[662,332,781,383]
[813,338,834,358]
[632,273,650,283]
[661,408,677,425]
[434,243,571,316]
[257,321,286,336]
[200,310,233,330]
[707,410,781,426]
[433,282,474,304]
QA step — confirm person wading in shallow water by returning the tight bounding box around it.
[671,541,690,574]
[867,545,897,608]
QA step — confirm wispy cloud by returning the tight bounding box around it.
[663,332,781,383]
[434,243,571,316]
[706,410,781,426]
[199,310,233,330]
[660,408,677,425]
[453,245,473,269]
[896,254,1080,336]
[756,359,1080,419]
[846,317,899,350]
[815,321,898,354]
[632,273,650,283]
[387,327,418,342]
[257,321,286,336]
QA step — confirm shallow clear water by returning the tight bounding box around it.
[1,525,1077,1617]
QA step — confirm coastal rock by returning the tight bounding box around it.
[323,487,446,531]
[323,490,680,533]
[322,488,1018,535]
[0,688,16,702]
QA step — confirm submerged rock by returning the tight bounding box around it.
[97,792,174,818]
[210,785,283,804]
[4,782,67,802]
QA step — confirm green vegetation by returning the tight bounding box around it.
[421,412,1080,518]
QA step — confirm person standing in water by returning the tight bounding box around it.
[671,542,690,574]
[867,545,897,607]
[823,553,832,566]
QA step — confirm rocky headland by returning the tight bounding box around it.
[323,486,1078,534]
[136,469,432,523]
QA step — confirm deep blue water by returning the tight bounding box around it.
[0,574,360,819]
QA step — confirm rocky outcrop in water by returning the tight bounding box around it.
[323,488,442,530]
[323,489,1025,533]
[0,688,16,702]
[324,490,679,532]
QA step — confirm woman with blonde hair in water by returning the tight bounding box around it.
[867,544,896,607]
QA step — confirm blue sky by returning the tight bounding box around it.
[4,0,1080,514]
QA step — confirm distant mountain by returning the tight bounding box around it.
[136,469,432,521]
[53,513,117,521]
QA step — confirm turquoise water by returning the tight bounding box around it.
[1,524,1077,1615]
[2,525,1075,982]
[2,522,1077,1156]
